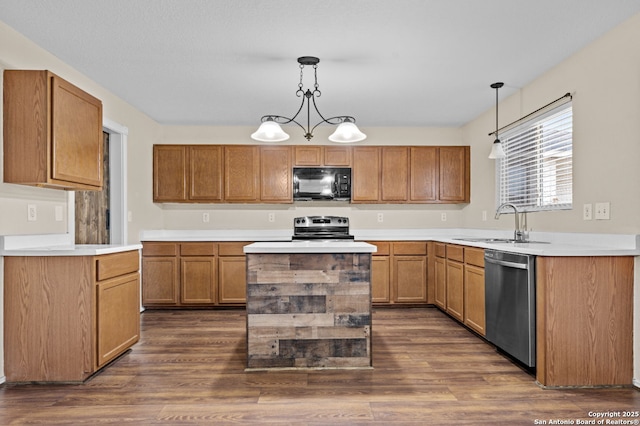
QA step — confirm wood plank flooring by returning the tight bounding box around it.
[1,307,638,424]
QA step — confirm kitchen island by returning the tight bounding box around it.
[243,241,376,370]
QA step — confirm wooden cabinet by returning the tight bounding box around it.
[260,146,292,203]
[218,242,249,304]
[463,247,485,335]
[352,147,380,202]
[410,147,438,202]
[381,147,409,202]
[4,250,140,382]
[153,145,188,202]
[3,70,103,190]
[142,241,247,307]
[180,243,217,305]
[370,242,391,303]
[190,145,224,201]
[445,245,464,321]
[536,256,633,387]
[439,146,470,203]
[294,145,351,166]
[224,145,260,202]
[368,241,427,305]
[434,243,447,309]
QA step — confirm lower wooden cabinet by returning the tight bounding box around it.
[445,244,464,321]
[4,250,140,382]
[142,241,248,307]
[369,241,428,305]
[434,243,447,309]
[463,247,485,335]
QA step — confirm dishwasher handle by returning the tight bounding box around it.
[484,256,529,270]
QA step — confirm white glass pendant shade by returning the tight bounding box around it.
[251,120,290,142]
[328,122,367,143]
[488,139,506,159]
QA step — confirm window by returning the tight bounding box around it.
[496,101,573,212]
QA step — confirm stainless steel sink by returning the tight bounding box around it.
[454,238,549,244]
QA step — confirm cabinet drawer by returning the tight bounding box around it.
[446,244,464,262]
[435,243,446,258]
[142,242,177,257]
[368,241,390,256]
[219,242,250,256]
[393,242,427,255]
[96,251,139,281]
[464,247,484,268]
[180,242,217,256]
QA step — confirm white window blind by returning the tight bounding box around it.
[496,101,573,212]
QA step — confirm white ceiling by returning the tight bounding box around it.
[1,0,640,129]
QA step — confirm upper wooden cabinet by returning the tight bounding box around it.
[260,146,292,202]
[3,70,103,190]
[294,145,351,167]
[352,145,469,204]
[224,145,260,202]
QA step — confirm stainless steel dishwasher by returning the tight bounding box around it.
[484,249,536,368]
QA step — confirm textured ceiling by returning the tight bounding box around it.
[1,0,639,129]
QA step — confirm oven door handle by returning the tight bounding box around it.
[484,257,528,270]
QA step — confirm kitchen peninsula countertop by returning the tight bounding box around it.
[139,229,640,257]
[0,234,141,256]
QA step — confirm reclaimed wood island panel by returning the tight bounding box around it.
[244,241,376,369]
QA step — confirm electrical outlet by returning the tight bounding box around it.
[594,202,610,220]
[377,213,383,223]
[441,212,447,222]
[583,203,592,220]
[268,213,275,223]
[202,212,210,223]
[27,204,37,221]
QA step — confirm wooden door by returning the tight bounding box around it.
[181,257,216,304]
[464,264,486,335]
[294,146,322,166]
[381,146,408,202]
[410,146,438,202]
[439,146,470,202]
[434,256,447,310]
[324,146,352,166]
[76,132,110,244]
[189,145,223,201]
[371,255,390,303]
[218,242,248,304]
[51,73,103,188]
[393,256,427,303]
[445,260,464,321]
[96,272,140,367]
[352,147,380,202]
[142,257,179,305]
[224,145,259,202]
[260,146,292,202]
[153,145,187,202]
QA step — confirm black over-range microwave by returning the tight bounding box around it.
[293,167,351,201]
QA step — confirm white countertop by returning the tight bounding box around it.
[0,234,141,256]
[140,228,640,257]
[244,241,377,254]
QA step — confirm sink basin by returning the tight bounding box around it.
[454,238,550,244]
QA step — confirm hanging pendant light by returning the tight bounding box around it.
[488,82,506,159]
[251,56,366,143]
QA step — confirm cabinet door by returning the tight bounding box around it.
[218,256,247,304]
[181,257,216,304]
[434,256,447,310]
[189,145,223,201]
[324,146,351,166]
[153,145,187,202]
[51,74,103,188]
[393,256,427,303]
[371,255,390,303]
[464,264,485,335]
[225,145,259,202]
[96,272,140,367]
[260,146,292,203]
[445,260,464,321]
[294,146,322,166]
[439,146,470,202]
[410,146,438,202]
[142,257,179,305]
[352,147,380,202]
[381,147,409,202]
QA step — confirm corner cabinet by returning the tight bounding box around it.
[3,70,103,190]
[4,251,140,382]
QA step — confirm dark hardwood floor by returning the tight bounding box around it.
[1,307,638,424]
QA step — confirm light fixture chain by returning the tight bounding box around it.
[313,64,321,96]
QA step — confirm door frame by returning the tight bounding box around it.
[67,118,129,244]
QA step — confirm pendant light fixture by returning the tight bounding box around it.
[251,56,366,143]
[488,82,506,159]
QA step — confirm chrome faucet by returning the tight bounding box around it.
[495,203,527,242]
